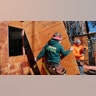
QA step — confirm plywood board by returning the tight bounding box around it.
[0,22,8,67]
[0,21,80,75]
[30,21,80,75]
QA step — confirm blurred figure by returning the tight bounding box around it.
[72,38,87,75]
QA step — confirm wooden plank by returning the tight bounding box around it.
[1,22,34,75]
[0,22,8,67]
[32,21,80,75]
[0,21,80,75]
[23,22,41,75]
[8,21,23,29]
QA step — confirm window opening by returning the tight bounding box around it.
[9,26,23,56]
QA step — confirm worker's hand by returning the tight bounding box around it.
[70,46,73,51]
[81,54,84,56]
[34,57,37,62]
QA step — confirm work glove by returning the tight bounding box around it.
[70,46,73,51]
[34,57,37,62]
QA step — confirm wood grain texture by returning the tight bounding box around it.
[0,21,81,75]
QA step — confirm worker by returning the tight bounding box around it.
[72,38,87,75]
[34,32,73,75]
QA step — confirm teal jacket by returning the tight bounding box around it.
[36,39,71,64]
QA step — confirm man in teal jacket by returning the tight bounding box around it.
[34,32,73,75]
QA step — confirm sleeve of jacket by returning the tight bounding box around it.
[36,45,46,60]
[60,45,71,56]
